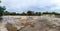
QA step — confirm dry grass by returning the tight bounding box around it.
[28,22,35,27]
[5,23,17,31]
[3,16,60,31]
[44,29,49,31]
[20,22,35,27]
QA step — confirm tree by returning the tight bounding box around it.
[0,0,6,21]
[0,1,6,16]
[9,12,16,15]
[38,12,41,16]
[21,12,26,15]
[27,10,34,16]
[35,12,39,15]
[3,11,11,15]
[35,12,41,16]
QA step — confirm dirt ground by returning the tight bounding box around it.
[0,15,60,31]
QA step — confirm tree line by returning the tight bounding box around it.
[3,10,60,16]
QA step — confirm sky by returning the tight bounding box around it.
[1,0,60,13]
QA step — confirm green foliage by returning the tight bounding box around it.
[0,0,6,16]
[3,10,60,16]
[35,12,41,16]
[0,1,6,21]
[3,11,9,15]
[0,6,6,16]
[21,12,27,16]
[27,10,34,16]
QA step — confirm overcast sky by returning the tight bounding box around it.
[1,0,60,13]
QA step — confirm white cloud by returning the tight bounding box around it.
[1,0,60,13]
